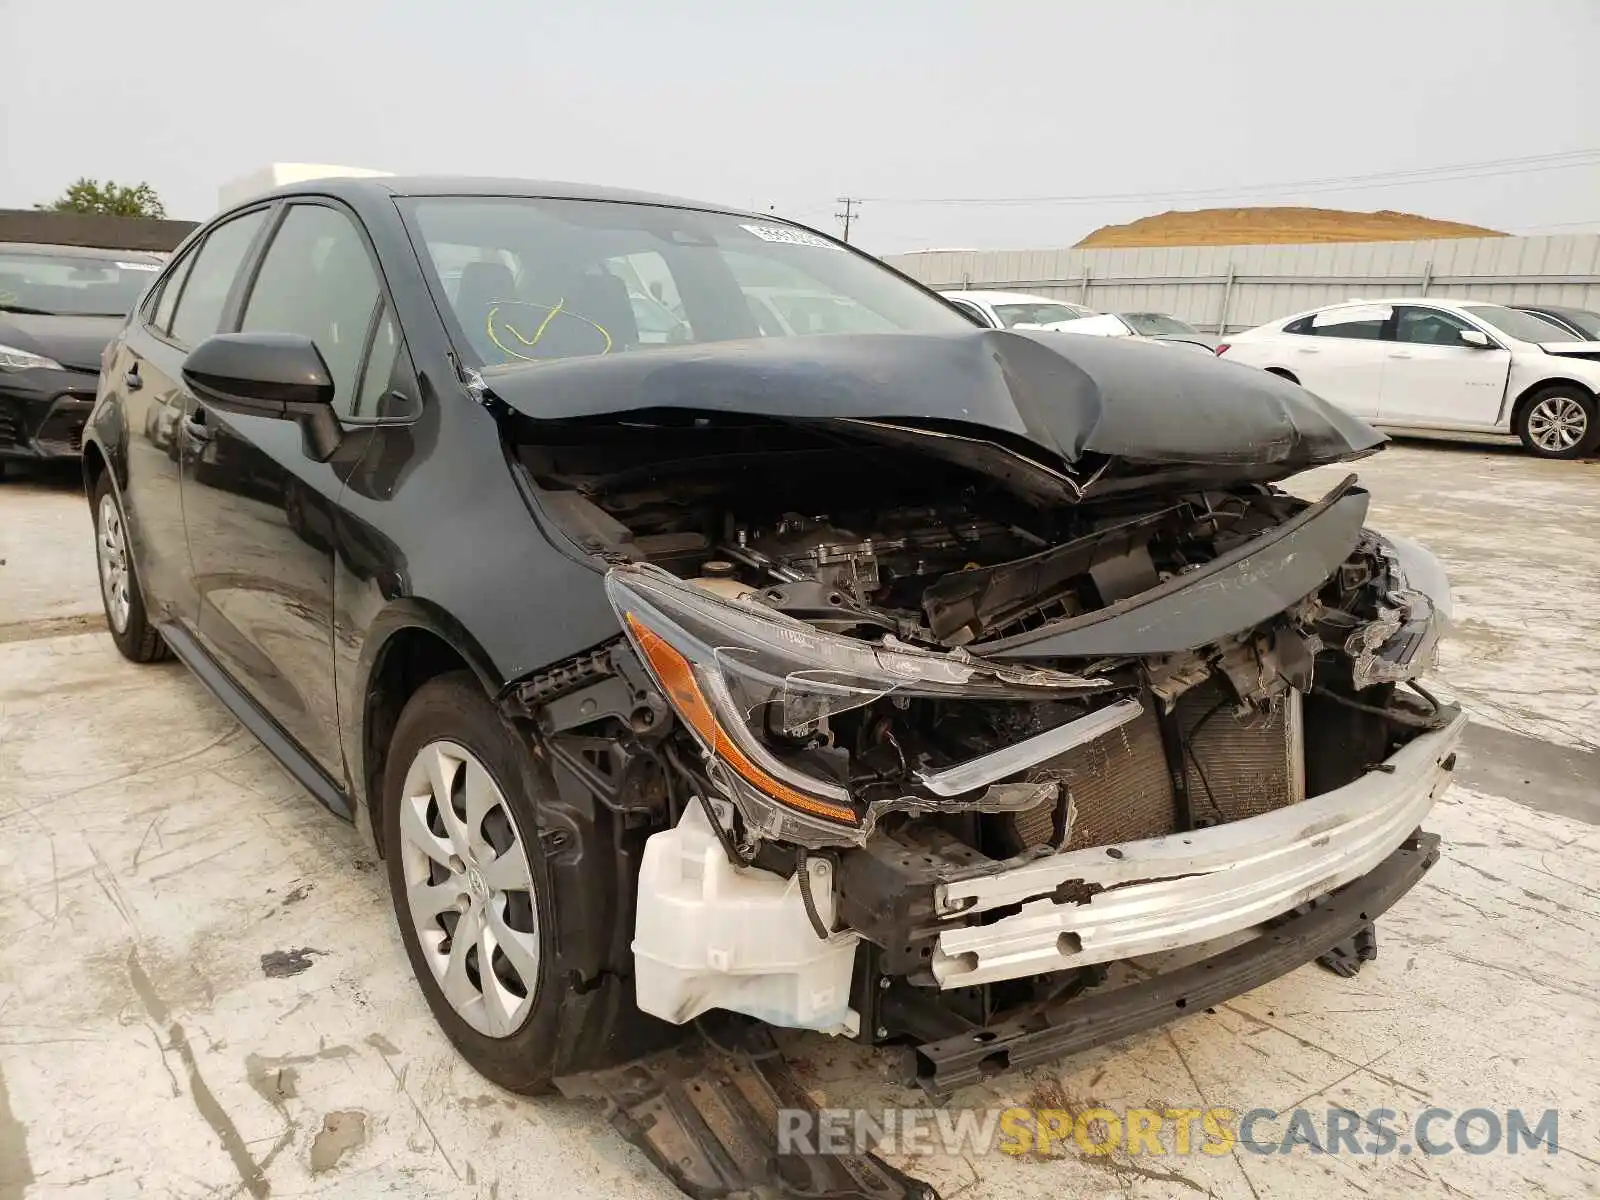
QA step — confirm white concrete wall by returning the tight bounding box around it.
[217,163,392,211]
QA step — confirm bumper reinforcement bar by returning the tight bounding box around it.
[904,832,1441,1098]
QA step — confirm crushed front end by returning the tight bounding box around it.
[507,401,1459,1103]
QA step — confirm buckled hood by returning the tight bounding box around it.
[486,328,1385,496]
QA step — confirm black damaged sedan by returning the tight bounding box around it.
[84,177,1462,1200]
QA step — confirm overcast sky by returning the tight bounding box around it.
[4,0,1598,254]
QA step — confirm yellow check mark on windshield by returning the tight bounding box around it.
[502,298,566,347]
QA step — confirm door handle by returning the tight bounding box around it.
[124,367,143,391]
[1388,352,1414,359]
[1297,347,1320,354]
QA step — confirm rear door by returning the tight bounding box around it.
[179,199,393,784]
[1378,306,1511,429]
[113,209,270,624]
[1277,306,1390,416]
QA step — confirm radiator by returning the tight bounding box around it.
[1008,685,1304,850]
[1178,682,1305,826]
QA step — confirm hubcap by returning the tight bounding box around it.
[96,493,132,634]
[398,741,541,1037]
[1528,395,1588,452]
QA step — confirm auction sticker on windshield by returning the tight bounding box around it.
[740,224,833,248]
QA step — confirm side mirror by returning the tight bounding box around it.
[1459,329,1493,349]
[183,333,343,461]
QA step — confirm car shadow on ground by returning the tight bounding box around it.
[1,460,86,492]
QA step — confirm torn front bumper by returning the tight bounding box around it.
[930,708,1465,988]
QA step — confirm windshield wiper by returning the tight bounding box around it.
[0,303,58,316]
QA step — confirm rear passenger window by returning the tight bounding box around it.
[1295,305,1392,341]
[948,299,992,327]
[169,210,268,347]
[150,252,195,335]
[241,204,382,417]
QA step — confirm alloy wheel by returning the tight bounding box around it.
[96,493,132,634]
[398,740,541,1037]
[1527,395,1589,453]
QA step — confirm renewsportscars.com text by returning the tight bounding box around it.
[777,1105,1561,1158]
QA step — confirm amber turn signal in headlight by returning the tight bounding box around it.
[624,612,860,826]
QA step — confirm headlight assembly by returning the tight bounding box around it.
[0,343,63,372]
[606,564,1105,846]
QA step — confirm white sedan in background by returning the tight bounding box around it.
[940,289,1097,330]
[1220,298,1600,459]
[1049,310,1221,353]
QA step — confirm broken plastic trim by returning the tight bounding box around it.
[1346,534,1453,691]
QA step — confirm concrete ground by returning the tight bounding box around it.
[2,442,1597,1200]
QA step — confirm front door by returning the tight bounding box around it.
[1378,306,1511,429]
[179,201,389,785]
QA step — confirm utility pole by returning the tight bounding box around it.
[835,197,861,243]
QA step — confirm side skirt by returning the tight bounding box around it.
[158,621,354,821]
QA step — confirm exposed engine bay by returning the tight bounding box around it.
[511,411,1457,1054]
[519,418,1327,650]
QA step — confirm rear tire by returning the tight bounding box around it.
[91,473,168,662]
[1516,386,1599,459]
[381,673,591,1094]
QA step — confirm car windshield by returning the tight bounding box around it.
[1121,312,1199,336]
[1461,304,1582,343]
[991,302,1088,328]
[0,248,161,317]
[402,197,971,365]
[756,289,898,335]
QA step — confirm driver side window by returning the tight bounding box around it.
[240,203,386,419]
[1395,306,1477,347]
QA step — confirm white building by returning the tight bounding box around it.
[217,163,392,211]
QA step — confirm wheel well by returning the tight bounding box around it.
[363,628,473,859]
[1511,378,1596,429]
[1264,367,1300,384]
[81,442,108,501]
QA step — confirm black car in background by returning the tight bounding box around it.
[0,242,163,474]
[83,177,1461,1200]
[1510,303,1600,341]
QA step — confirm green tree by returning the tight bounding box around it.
[38,178,167,219]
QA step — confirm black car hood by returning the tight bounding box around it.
[486,329,1384,491]
[0,313,123,372]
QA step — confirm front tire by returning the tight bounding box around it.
[1517,386,1599,459]
[381,673,572,1093]
[91,473,168,662]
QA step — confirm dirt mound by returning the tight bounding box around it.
[1075,207,1505,248]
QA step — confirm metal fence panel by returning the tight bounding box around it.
[888,234,1600,332]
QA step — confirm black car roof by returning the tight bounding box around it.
[250,175,754,218]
